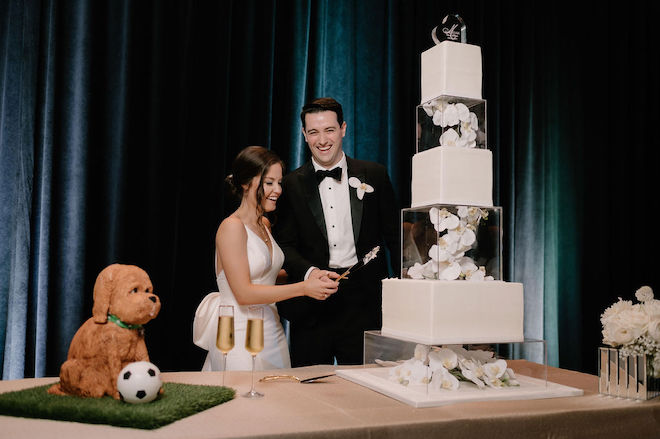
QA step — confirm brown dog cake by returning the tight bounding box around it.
[48,264,161,399]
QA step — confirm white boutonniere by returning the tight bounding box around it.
[348,177,374,200]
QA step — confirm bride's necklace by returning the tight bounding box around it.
[236,208,270,245]
[248,221,269,244]
[259,223,270,244]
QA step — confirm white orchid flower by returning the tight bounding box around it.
[421,260,439,279]
[439,127,460,147]
[429,348,458,371]
[447,225,476,252]
[437,214,460,232]
[437,260,461,280]
[425,98,446,116]
[406,262,425,279]
[462,206,485,225]
[447,345,470,359]
[422,103,435,117]
[469,112,479,130]
[457,257,481,280]
[484,360,508,380]
[389,362,410,385]
[407,359,431,384]
[502,368,520,386]
[453,346,494,364]
[348,177,374,200]
[465,266,486,281]
[431,367,460,391]
[429,207,457,231]
[429,208,459,232]
[465,349,495,363]
[428,244,446,262]
[429,207,440,224]
[441,104,459,127]
[455,103,470,122]
[484,377,505,388]
[457,205,485,225]
[459,359,486,388]
[460,128,477,148]
[428,235,458,262]
[459,224,476,246]
[458,111,479,133]
[457,256,477,271]
[432,109,443,126]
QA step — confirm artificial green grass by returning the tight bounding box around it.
[0,382,235,429]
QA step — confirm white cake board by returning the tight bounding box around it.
[336,367,583,408]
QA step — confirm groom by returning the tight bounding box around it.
[274,97,399,366]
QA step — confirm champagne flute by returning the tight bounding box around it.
[216,304,234,386]
[243,305,264,398]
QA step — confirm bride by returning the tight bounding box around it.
[193,146,339,371]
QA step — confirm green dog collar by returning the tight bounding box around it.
[107,314,143,330]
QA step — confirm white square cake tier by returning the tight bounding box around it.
[421,41,482,103]
[411,146,493,208]
[381,279,524,345]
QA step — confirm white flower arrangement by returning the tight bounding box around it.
[407,206,493,281]
[348,177,374,200]
[422,100,479,148]
[389,344,519,391]
[601,286,660,378]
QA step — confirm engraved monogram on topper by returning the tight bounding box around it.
[443,23,460,41]
[432,14,467,45]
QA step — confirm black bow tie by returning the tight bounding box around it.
[315,167,342,184]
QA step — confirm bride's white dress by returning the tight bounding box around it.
[193,225,291,371]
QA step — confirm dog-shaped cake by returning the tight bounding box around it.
[49,264,161,399]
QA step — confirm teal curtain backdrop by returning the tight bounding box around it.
[1,0,658,379]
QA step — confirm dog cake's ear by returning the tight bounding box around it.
[92,264,121,323]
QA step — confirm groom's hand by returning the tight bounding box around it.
[309,268,340,282]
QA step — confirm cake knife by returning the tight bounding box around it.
[259,373,336,383]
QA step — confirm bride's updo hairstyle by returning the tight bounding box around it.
[226,146,284,218]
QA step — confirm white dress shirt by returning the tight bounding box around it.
[305,153,358,278]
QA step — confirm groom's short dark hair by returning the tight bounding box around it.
[300,97,344,129]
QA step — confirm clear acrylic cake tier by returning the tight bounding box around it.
[336,332,583,408]
[362,331,546,372]
[417,95,486,153]
[401,204,502,280]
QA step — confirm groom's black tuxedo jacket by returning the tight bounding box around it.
[273,156,399,328]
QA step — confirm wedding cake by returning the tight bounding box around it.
[381,26,524,345]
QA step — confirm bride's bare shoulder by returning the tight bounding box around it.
[216,215,246,240]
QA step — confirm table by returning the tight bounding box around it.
[1,361,659,438]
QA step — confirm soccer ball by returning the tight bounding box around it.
[116,361,162,404]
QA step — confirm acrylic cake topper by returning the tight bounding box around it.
[432,14,467,44]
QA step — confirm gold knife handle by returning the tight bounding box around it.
[259,375,300,382]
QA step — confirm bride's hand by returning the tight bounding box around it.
[303,274,338,301]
